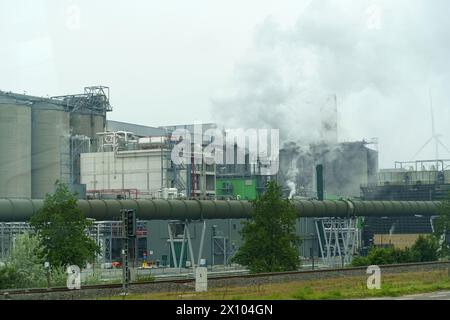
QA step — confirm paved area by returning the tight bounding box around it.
[368,291,450,300]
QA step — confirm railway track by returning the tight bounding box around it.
[1,261,449,297]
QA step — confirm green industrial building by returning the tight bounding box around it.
[216,177,258,200]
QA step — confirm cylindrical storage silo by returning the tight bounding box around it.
[0,95,32,198]
[31,102,71,198]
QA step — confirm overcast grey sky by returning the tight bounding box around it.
[1,0,450,168]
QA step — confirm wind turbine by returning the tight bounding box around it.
[413,90,450,160]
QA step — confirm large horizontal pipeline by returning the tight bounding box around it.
[0,199,441,222]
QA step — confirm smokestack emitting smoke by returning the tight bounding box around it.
[316,164,324,201]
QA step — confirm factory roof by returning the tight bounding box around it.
[107,120,167,137]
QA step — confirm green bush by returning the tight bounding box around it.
[49,266,71,287]
[7,233,48,288]
[0,265,23,290]
[0,234,72,289]
[351,256,371,267]
[352,235,439,267]
[410,235,439,262]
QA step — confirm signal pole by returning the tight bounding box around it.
[121,209,136,295]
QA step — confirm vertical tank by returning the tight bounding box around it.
[70,111,106,184]
[0,95,32,198]
[31,102,71,198]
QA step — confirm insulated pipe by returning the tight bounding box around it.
[0,199,441,222]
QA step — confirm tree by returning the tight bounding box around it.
[411,235,439,262]
[434,192,450,257]
[29,183,100,269]
[232,181,301,273]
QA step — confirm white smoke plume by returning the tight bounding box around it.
[286,159,300,199]
[287,181,297,199]
[211,0,450,167]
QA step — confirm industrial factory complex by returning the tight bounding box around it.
[0,86,448,269]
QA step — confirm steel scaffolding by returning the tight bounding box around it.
[0,223,33,262]
[167,220,207,270]
[315,218,362,267]
[90,220,148,264]
[0,221,147,264]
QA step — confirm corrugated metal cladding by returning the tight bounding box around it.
[0,96,32,198]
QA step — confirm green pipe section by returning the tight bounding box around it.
[0,199,442,222]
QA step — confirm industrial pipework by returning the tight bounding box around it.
[0,199,441,222]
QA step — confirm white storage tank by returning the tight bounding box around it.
[0,95,32,198]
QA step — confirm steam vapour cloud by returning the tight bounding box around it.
[211,0,450,167]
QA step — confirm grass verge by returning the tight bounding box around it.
[100,269,450,300]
